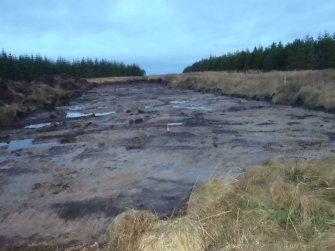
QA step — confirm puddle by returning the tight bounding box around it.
[68,104,83,111]
[66,111,115,118]
[24,122,52,129]
[0,139,58,151]
[8,139,34,150]
[185,104,211,111]
[66,112,93,119]
[0,142,8,149]
[94,112,115,117]
[145,104,165,109]
[171,101,211,111]
[170,100,187,104]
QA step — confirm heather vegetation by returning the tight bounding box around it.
[184,33,335,72]
[0,50,145,81]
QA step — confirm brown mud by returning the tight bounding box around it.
[0,81,334,248]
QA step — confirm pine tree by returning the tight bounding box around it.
[183,33,335,73]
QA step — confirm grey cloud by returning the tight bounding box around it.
[0,0,334,74]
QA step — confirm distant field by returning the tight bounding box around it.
[88,69,335,113]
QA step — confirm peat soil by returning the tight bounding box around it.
[0,82,334,248]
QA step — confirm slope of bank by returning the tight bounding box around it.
[164,69,335,113]
[0,75,90,129]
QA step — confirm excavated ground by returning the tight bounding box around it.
[0,81,334,248]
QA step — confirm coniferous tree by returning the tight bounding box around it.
[183,33,335,73]
[0,51,145,81]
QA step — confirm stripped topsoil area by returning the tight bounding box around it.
[0,81,334,248]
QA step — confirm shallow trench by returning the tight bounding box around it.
[0,81,334,247]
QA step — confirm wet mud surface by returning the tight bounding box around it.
[0,82,334,247]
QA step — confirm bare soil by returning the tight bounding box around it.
[0,82,334,248]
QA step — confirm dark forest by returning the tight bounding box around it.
[184,33,335,73]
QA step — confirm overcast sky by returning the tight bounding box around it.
[1,0,334,74]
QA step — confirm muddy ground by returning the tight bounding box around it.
[0,82,334,248]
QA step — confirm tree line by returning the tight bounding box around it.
[183,32,335,73]
[0,50,146,81]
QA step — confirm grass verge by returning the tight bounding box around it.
[163,70,335,113]
[105,157,335,251]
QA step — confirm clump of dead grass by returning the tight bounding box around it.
[106,157,335,251]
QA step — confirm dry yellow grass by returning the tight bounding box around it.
[106,157,335,251]
[164,70,335,112]
[87,75,161,84]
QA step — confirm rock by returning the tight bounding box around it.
[125,144,143,150]
[60,135,76,143]
[125,137,144,150]
[134,118,143,124]
[32,182,42,190]
[50,112,60,119]
[83,122,93,129]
